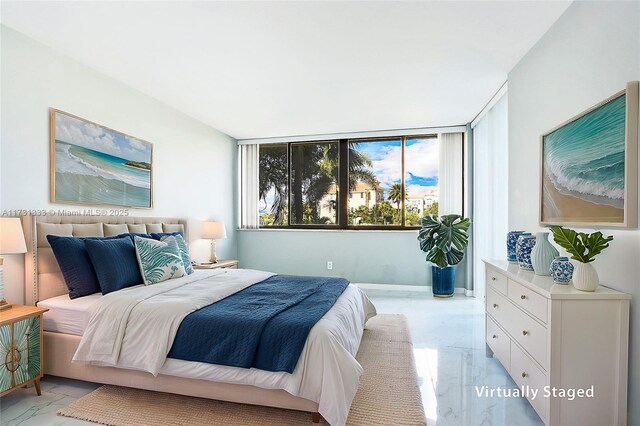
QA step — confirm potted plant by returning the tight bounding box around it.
[418,214,471,298]
[549,226,613,292]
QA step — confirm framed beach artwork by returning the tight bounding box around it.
[50,109,153,208]
[540,81,638,228]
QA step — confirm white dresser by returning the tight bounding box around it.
[484,260,630,426]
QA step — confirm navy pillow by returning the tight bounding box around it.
[47,234,125,299]
[85,237,143,295]
[118,232,153,241]
[150,231,184,240]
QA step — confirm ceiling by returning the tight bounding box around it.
[0,1,571,140]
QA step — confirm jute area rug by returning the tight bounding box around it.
[58,314,426,425]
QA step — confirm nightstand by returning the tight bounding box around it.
[193,259,239,270]
[0,305,48,397]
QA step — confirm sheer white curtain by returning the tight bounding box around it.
[472,93,508,300]
[438,132,464,215]
[239,144,259,229]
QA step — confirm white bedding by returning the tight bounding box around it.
[69,269,376,426]
[38,293,102,335]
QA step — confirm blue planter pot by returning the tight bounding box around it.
[432,265,456,298]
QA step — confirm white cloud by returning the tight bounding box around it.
[84,123,104,137]
[371,145,402,188]
[126,136,149,152]
[369,139,439,189]
[405,139,439,178]
[406,184,437,197]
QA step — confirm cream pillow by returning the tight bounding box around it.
[134,236,185,285]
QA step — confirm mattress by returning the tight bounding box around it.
[38,293,103,335]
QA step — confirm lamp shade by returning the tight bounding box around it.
[201,221,227,240]
[0,218,27,254]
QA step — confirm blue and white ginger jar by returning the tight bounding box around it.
[550,257,574,284]
[516,234,536,271]
[507,231,526,263]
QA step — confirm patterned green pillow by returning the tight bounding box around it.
[134,236,186,285]
[161,234,194,275]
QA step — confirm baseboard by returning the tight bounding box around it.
[354,283,431,292]
[354,283,469,295]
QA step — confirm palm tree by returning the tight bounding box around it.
[259,142,380,225]
[347,145,378,191]
[388,183,406,209]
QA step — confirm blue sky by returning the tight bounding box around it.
[353,138,439,196]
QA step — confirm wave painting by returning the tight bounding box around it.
[542,94,626,224]
[52,111,152,208]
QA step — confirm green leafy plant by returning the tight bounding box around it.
[418,214,471,268]
[550,226,613,263]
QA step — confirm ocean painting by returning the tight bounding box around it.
[541,93,626,224]
[51,111,152,208]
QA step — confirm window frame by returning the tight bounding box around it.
[257,133,456,230]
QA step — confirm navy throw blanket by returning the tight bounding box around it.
[167,275,349,373]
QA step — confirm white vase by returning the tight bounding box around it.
[572,262,599,292]
[531,232,559,276]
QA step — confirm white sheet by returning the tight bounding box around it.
[71,269,376,426]
[38,293,103,335]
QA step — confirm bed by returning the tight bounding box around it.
[23,215,376,426]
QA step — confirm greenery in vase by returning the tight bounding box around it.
[549,226,613,264]
[418,214,471,268]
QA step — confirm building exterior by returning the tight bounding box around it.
[406,188,439,216]
[319,182,384,220]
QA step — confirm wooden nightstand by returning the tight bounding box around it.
[193,260,239,270]
[0,305,48,397]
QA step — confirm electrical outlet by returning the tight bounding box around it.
[327,261,333,270]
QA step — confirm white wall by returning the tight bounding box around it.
[508,2,640,423]
[0,26,237,304]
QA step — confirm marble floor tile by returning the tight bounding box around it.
[0,291,543,426]
[366,290,543,426]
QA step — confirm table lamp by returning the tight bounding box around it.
[201,221,227,263]
[0,218,27,310]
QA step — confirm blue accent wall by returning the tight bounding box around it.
[237,229,467,288]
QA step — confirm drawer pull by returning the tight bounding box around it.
[491,277,497,281]
[522,372,527,378]
[492,303,498,308]
[492,335,497,339]
[520,295,527,300]
[522,330,529,336]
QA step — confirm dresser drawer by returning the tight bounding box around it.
[511,342,548,421]
[487,316,510,370]
[505,307,548,370]
[486,288,510,326]
[486,268,508,295]
[508,279,548,323]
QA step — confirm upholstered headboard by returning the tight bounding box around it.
[23,215,188,305]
